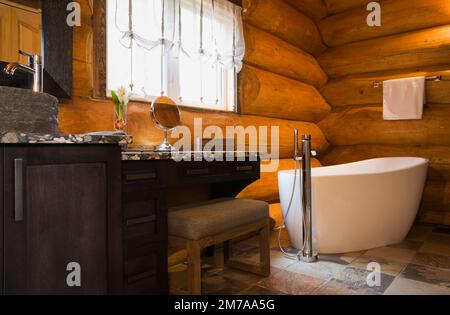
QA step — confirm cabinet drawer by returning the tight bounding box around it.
[168,160,260,185]
[123,199,158,220]
[122,161,167,188]
[125,246,160,282]
[124,243,167,295]
[233,161,260,176]
[123,187,167,242]
[125,220,158,240]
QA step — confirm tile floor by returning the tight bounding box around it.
[169,224,450,295]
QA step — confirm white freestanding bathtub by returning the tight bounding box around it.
[278,157,429,254]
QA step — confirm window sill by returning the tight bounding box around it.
[89,95,241,116]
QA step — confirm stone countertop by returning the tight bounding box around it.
[0,132,133,146]
[122,151,267,161]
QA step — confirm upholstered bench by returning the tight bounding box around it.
[169,198,271,295]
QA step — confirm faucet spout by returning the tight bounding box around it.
[4,63,35,76]
[3,51,43,93]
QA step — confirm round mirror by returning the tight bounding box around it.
[150,96,181,152]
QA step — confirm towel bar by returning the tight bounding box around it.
[373,75,442,88]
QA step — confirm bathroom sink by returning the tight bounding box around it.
[0,86,59,135]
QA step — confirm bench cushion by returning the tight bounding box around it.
[169,198,269,240]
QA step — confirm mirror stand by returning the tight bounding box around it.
[155,131,174,152]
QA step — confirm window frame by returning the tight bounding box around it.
[92,0,242,114]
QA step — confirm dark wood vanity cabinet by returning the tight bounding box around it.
[0,145,123,295]
[121,158,260,295]
[0,145,260,295]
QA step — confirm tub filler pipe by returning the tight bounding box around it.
[296,132,318,263]
[277,130,318,263]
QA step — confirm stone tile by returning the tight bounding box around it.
[407,225,434,242]
[400,264,450,288]
[412,252,450,270]
[420,234,450,257]
[215,266,270,287]
[385,277,450,295]
[259,270,326,295]
[350,256,407,277]
[229,243,260,263]
[319,251,365,265]
[389,240,423,251]
[270,230,293,251]
[362,247,416,264]
[270,250,299,269]
[332,267,395,294]
[202,272,255,295]
[312,279,380,295]
[239,285,287,295]
[286,260,347,281]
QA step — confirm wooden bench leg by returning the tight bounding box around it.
[224,219,271,277]
[187,240,202,295]
[224,240,232,263]
[259,219,271,277]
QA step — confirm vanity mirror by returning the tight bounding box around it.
[0,0,72,98]
[150,96,181,152]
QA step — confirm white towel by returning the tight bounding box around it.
[383,76,425,120]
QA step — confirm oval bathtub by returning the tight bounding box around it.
[278,157,429,254]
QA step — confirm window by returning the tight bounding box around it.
[106,0,244,112]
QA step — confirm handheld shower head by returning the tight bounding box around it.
[294,129,299,160]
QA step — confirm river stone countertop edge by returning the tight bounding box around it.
[0,132,133,146]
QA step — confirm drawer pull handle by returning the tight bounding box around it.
[126,172,157,181]
[14,158,24,222]
[186,169,209,176]
[236,166,253,172]
[126,215,157,227]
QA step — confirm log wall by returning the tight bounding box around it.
[318,0,450,225]
[59,0,330,205]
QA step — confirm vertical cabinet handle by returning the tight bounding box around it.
[14,158,24,222]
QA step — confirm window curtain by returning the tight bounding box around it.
[113,0,245,72]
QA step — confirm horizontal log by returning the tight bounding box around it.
[418,210,450,226]
[321,145,450,181]
[419,178,450,225]
[59,97,329,159]
[318,104,450,147]
[322,67,450,107]
[323,0,372,15]
[239,65,331,122]
[237,158,322,202]
[320,0,450,47]
[180,109,329,158]
[283,0,328,22]
[244,24,327,88]
[243,0,326,56]
[318,25,450,78]
[421,179,450,212]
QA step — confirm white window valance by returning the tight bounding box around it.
[113,0,245,72]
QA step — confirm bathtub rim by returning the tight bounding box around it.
[278,157,429,178]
